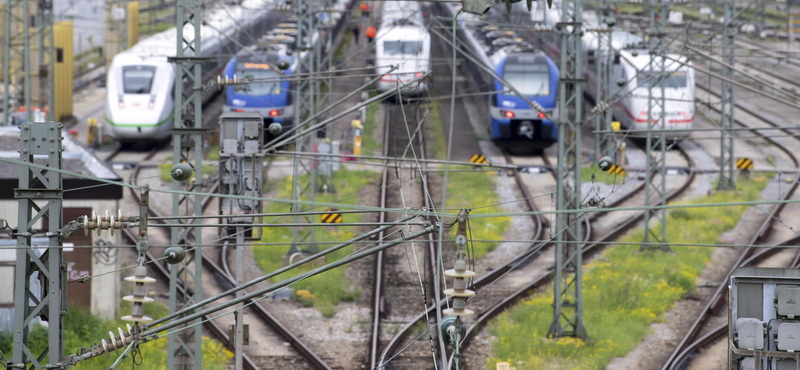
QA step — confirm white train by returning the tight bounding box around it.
[541,1,696,139]
[105,0,284,141]
[375,1,431,95]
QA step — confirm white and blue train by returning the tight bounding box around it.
[375,1,431,96]
[105,0,286,142]
[222,0,351,142]
[441,4,560,152]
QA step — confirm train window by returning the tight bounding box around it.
[234,63,281,96]
[383,41,423,55]
[122,66,157,94]
[503,62,550,96]
[637,70,687,88]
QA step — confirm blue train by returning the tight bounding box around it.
[489,52,558,151]
[440,4,559,152]
[223,37,296,142]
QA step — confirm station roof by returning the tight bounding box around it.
[0,126,122,200]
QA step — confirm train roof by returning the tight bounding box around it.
[619,49,690,71]
[376,24,429,39]
[125,0,276,58]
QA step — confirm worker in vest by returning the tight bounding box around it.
[360,3,370,18]
[366,26,377,43]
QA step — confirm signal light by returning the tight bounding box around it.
[235,109,244,112]
[415,72,423,79]
[269,109,280,117]
[119,102,125,109]
[148,102,155,109]
[504,111,515,119]
[538,112,546,119]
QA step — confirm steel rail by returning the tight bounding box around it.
[121,149,263,370]
[129,166,334,370]
[368,105,394,369]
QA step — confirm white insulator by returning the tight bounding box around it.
[118,209,123,222]
[122,295,155,303]
[443,308,475,317]
[124,275,157,284]
[104,210,110,223]
[101,339,111,358]
[443,288,476,298]
[121,314,154,323]
[92,210,98,224]
[109,215,115,236]
[83,215,89,236]
[444,268,476,278]
[109,331,120,355]
[118,327,129,345]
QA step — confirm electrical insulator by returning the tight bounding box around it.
[122,185,155,323]
[443,210,475,317]
[82,209,135,236]
[100,324,136,358]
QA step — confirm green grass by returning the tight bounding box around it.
[581,166,625,185]
[427,96,447,160]
[487,178,770,369]
[253,167,379,316]
[443,168,511,259]
[361,96,384,155]
[0,303,232,369]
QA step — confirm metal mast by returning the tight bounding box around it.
[593,0,614,160]
[640,0,670,252]
[11,121,65,369]
[111,0,129,54]
[168,0,204,367]
[290,0,318,254]
[717,0,735,190]
[549,0,586,339]
[3,0,32,124]
[37,0,54,121]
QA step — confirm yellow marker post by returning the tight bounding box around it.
[87,118,97,147]
[351,119,362,156]
[611,121,621,131]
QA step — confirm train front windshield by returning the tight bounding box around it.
[123,66,156,94]
[234,62,281,96]
[384,40,422,55]
[503,61,550,96]
[637,71,687,88]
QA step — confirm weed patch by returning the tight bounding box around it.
[254,167,378,316]
[487,178,768,369]
[581,166,626,186]
[443,168,510,259]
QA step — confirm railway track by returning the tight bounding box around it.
[367,99,443,369]
[660,80,800,370]
[124,150,333,370]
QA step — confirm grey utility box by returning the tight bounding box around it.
[776,286,800,319]
[736,318,764,350]
[777,359,798,370]
[729,268,800,370]
[218,112,265,240]
[777,323,800,351]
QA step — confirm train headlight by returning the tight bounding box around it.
[503,111,515,119]
[118,102,125,109]
[148,102,155,109]
[269,109,280,117]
